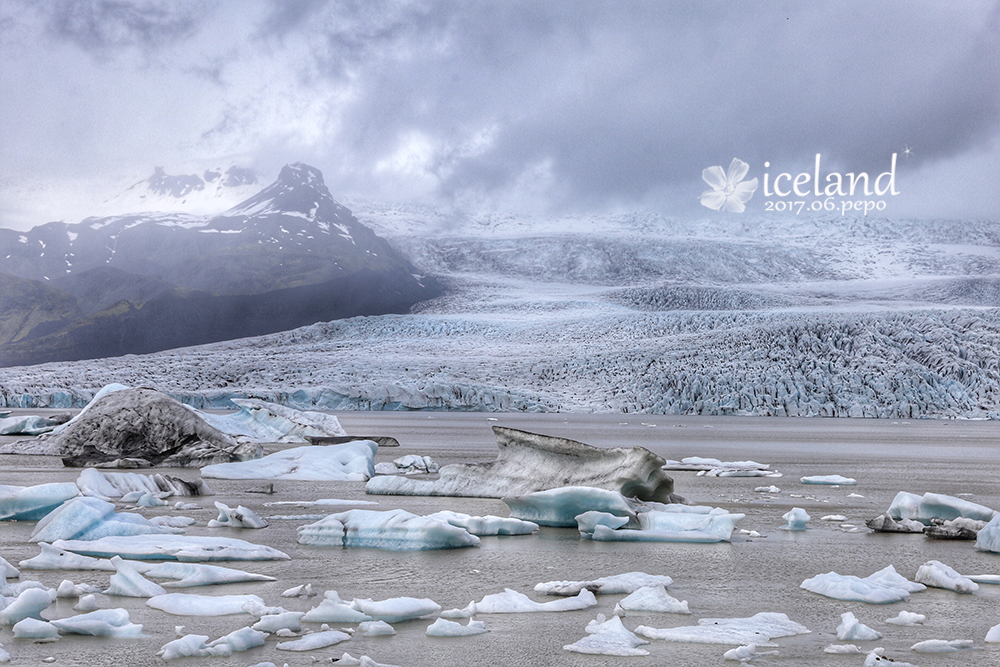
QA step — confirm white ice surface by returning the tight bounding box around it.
[12,617,59,639]
[275,629,351,651]
[889,491,997,524]
[801,475,856,485]
[30,497,179,543]
[535,572,674,596]
[349,597,441,623]
[504,486,635,527]
[425,618,488,637]
[634,612,810,645]
[914,560,978,592]
[297,509,480,550]
[424,510,538,536]
[0,482,80,521]
[202,442,376,481]
[474,588,597,613]
[836,612,882,641]
[147,593,265,616]
[800,565,925,603]
[52,534,290,561]
[614,585,689,614]
[563,615,649,656]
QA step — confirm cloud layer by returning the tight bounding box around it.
[1,0,998,228]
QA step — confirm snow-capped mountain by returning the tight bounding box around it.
[0,164,440,366]
[96,164,261,217]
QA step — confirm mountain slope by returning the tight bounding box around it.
[0,164,441,367]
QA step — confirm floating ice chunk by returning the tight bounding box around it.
[474,588,597,613]
[57,580,89,599]
[589,509,744,543]
[801,565,925,603]
[863,648,919,667]
[634,612,810,645]
[723,644,778,661]
[74,595,98,611]
[976,514,1000,553]
[264,498,378,507]
[575,511,629,536]
[889,491,997,524]
[824,644,863,654]
[30,497,179,544]
[174,501,200,511]
[987,623,1000,642]
[151,516,196,529]
[375,455,439,475]
[281,583,315,597]
[911,639,974,652]
[147,593,265,615]
[202,442,377,481]
[298,509,480,550]
[564,614,649,656]
[142,561,276,587]
[801,475,856,485]
[360,620,396,636]
[504,486,636,527]
[0,414,68,436]
[157,634,230,660]
[75,468,212,500]
[12,617,59,639]
[0,556,17,578]
[535,572,674,596]
[208,502,268,528]
[885,611,926,626]
[821,515,847,521]
[207,627,267,652]
[302,596,372,623]
[755,486,780,493]
[350,597,441,623]
[614,585,689,614]
[0,482,80,521]
[0,645,7,663]
[426,618,488,637]
[104,556,166,597]
[969,574,1000,584]
[20,543,115,571]
[0,588,55,625]
[780,508,810,531]
[914,560,978,592]
[203,397,347,443]
[49,608,144,638]
[425,510,538,536]
[439,602,476,619]
[252,611,305,634]
[865,512,925,533]
[52,534,290,561]
[276,629,351,651]
[836,612,882,641]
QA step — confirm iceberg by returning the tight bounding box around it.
[780,507,810,531]
[504,486,637,527]
[141,562,276,587]
[885,611,926,626]
[801,475,856,485]
[987,623,1000,643]
[103,556,166,597]
[251,611,305,633]
[888,491,997,524]
[564,615,649,656]
[49,608,145,638]
[52,534,290,561]
[575,511,629,536]
[75,468,212,499]
[276,630,351,651]
[723,644,778,661]
[30,497,180,543]
[199,397,347,443]
[424,510,538,536]
[366,426,677,502]
[474,588,597,613]
[202,442,377,481]
[911,639,974,652]
[865,512,925,533]
[0,386,260,467]
[535,572,674,596]
[74,595,98,612]
[0,588,55,625]
[0,555,17,578]
[360,620,396,636]
[913,560,978,592]
[0,482,80,521]
[147,593,265,615]
[589,508,744,543]
[207,501,268,528]
[297,509,480,550]
[614,585,689,614]
[634,612,810,645]
[425,618,488,637]
[800,565,925,603]
[0,413,70,436]
[976,514,1000,553]
[11,617,60,640]
[302,595,373,623]
[19,543,116,571]
[836,612,882,640]
[350,597,441,623]
[208,627,267,652]
[157,634,232,660]
[375,455,439,475]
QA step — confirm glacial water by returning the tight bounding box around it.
[0,411,998,666]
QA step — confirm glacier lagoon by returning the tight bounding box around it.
[0,411,998,666]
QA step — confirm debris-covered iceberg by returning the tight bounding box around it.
[887,491,997,524]
[366,426,677,502]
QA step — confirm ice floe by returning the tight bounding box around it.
[504,486,636,527]
[75,468,212,499]
[302,593,373,623]
[199,397,347,443]
[663,457,779,478]
[251,610,305,634]
[52,534,290,561]
[885,611,926,626]
[801,475,856,485]
[575,511,629,535]
[976,514,1000,553]
[836,612,882,640]
[202,442,377,481]
[535,572,674,596]
[50,608,145,638]
[0,413,70,436]
[297,509,480,550]
[564,614,649,656]
[12,617,59,640]
[888,491,997,524]
[275,629,351,650]
[359,620,396,636]
[375,455,439,475]
[349,597,441,623]
[30,497,180,543]
[634,612,810,644]
[987,623,1000,642]
[366,426,677,502]
[800,565,925,603]
[103,556,166,597]
[865,512,925,533]
[426,618,488,637]
[474,588,597,613]
[0,482,80,521]
[0,588,55,625]
[863,648,919,666]
[723,643,778,661]
[157,634,232,660]
[207,501,268,528]
[780,507,810,531]
[614,585,689,614]
[147,593,265,615]
[913,560,978,592]
[590,508,744,543]
[424,510,538,536]
[910,639,974,652]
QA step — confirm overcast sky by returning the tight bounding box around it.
[1,0,998,230]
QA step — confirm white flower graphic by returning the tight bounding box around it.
[700,158,758,212]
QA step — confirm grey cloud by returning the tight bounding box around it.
[44,0,206,53]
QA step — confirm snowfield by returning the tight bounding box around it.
[1,212,999,418]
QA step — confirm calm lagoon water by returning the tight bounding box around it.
[0,412,998,666]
